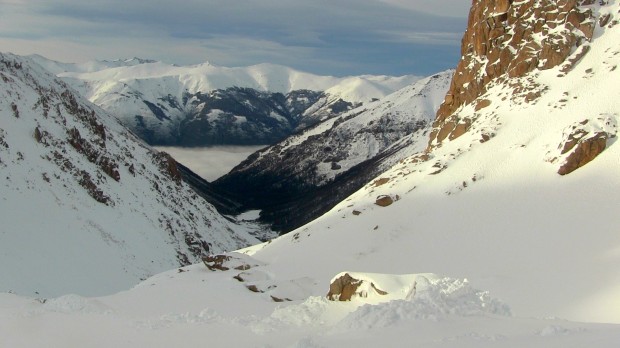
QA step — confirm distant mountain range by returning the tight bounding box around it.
[29,55,421,146]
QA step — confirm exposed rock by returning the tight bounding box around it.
[327,273,389,301]
[201,253,262,271]
[270,295,292,302]
[246,285,263,293]
[551,117,617,175]
[154,151,182,183]
[558,132,608,175]
[430,0,596,148]
[327,273,362,301]
[11,103,19,118]
[202,254,232,271]
[372,177,390,187]
[475,99,492,111]
[599,13,612,27]
[375,195,394,207]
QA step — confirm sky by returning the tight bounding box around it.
[0,0,469,77]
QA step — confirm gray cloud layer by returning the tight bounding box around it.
[0,0,469,76]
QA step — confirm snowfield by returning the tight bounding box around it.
[2,1,620,347]
[0,263,619,347]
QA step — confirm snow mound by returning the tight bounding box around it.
[338,275,511,330]
[255,273,509,333]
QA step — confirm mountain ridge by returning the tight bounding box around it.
[29,55,421,146]
[0,52,266,297]
[213,70,452,232]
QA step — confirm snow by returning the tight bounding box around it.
[2,2,620,347]
[35,56,422,146]
[0,53,263,298]
[36,55,421,112]
[0,263,618,347]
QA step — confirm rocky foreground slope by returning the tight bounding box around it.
[0,53,263,297]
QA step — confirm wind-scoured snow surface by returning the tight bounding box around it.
[0,53,261,298]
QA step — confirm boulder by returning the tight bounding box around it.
[327,273,361,301]
[375,195,394,207]
[558,132,608,175]
[326,273,388,301]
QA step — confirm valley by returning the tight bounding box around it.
[154,145,265,181]
[1,0,620,347]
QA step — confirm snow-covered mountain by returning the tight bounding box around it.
[1,0,620,347]
[32,55,421,146]
[0,53,265,298]
[232,0,620,324]
[214,70,452,232]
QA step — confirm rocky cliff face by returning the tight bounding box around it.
[430,0,598,148]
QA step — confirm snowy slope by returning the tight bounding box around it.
[213,70,451,231]
[1,1,619,347]
[32,55,421,145]
[0,254,618,347]
[242,0,620,324]
[0,53,263,298]
[28,54,158,75]
[50,58,419,99]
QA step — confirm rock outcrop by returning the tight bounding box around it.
[327,273,362,301]
[550,117,618,175]
[558,132,608,175]
[430,0,596,148]
[327,273,388,301]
